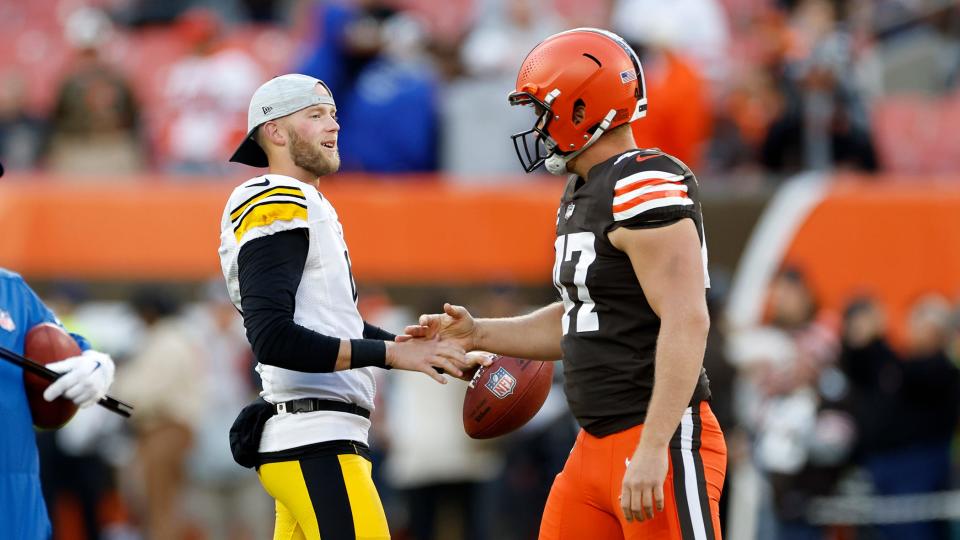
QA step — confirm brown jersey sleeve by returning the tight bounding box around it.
[608,152,698,230]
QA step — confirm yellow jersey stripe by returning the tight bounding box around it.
[338,454,390,539]
[233,201,308,242]
[230,186,305,222]
[256,461,322,539]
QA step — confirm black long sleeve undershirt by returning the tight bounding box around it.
[237,229,389,372]
[363,322,396,342]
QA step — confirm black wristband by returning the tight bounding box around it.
[349,339,389,369]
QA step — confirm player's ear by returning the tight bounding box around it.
[573,99,585,125]
[261,121,286,147]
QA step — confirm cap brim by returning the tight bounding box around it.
[0,161,4,177]
[229,130,269,168]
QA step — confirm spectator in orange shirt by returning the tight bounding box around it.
[630,46,711,170]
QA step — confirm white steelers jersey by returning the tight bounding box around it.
[219,174,375,451]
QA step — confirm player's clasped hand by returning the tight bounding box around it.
[385,335,466,384]
[403,303,477,352]
[620,442,668,523]
[43,350,116,408]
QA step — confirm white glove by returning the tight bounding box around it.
[43,350,116,409]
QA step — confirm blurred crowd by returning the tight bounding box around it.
[725,268,960,540]
[32,267,960,540]
[1,0,960,181]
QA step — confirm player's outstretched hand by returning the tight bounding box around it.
[385,335,466,383]
[620,442,668,523]
[403,303,478,352]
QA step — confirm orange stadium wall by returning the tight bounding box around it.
[726,173,960,343]
[0,174,565,284]
[784,175,960,341]
[3,172,957,340]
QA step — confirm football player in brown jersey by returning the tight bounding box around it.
[407,28,726,540]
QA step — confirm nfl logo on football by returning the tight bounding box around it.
[485,367,517,399]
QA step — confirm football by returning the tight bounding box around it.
[23,323,81,429]
[462,355,554,439]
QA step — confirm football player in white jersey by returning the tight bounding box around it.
[219,74,486,540]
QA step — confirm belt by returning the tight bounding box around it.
[274,398,371,419]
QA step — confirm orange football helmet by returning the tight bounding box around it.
[508,28,647,175]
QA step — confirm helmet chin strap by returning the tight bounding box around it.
[544,109,617,176]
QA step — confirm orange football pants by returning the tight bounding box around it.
[539,401,726,540]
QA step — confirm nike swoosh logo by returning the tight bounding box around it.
[249,178,270,187]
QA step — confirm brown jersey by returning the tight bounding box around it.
[553,148,712,437]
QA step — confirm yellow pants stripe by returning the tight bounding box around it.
[258,461,321,540]
[257,453,390,540]
[338,454,391,539]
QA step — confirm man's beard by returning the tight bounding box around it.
[288,128,340,177]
